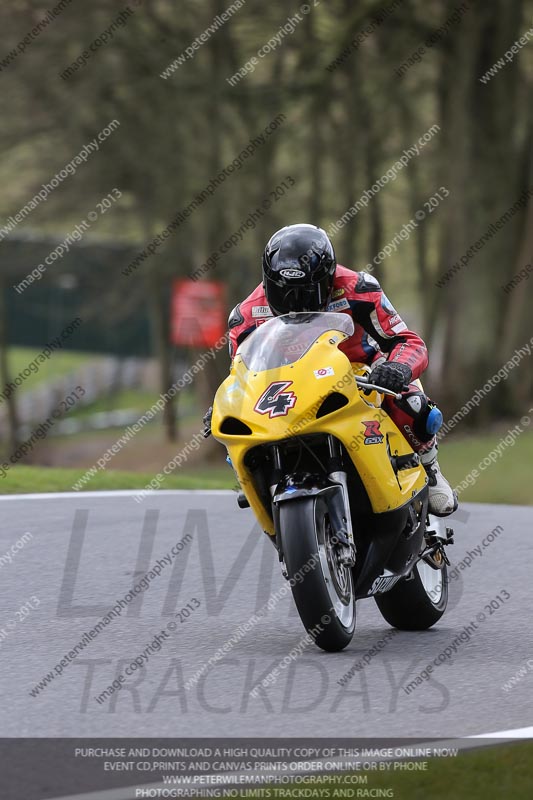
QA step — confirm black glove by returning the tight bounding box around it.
[202,406,213,438]
[367,362,412,393]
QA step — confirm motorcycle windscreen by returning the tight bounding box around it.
[237,311,354,372]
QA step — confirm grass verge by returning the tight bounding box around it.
[0,465,234,494]
[7,347,94,392]
[438,428,533,505]
[0,428,531,502]
[229,741,533,799]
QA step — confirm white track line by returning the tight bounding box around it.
[39,787,140,800]
[0,489,234,500]
[43,726,533,800]
[472,725,533,738]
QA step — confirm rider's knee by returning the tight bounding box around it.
[392,390,443,443]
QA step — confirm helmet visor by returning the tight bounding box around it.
[265,273,332,315]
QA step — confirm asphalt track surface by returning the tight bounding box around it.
[1,491,532,738]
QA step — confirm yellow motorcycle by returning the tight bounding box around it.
[212,312,453,651]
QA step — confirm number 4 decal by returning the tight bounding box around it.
[254,381,297,418]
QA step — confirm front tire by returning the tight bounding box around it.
[374,557,448,630]
[279,495,355,651]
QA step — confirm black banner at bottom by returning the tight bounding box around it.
[0,737,529,800]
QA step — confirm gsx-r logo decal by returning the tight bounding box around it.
[362,419,384,445]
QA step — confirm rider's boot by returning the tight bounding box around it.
[420,443,458,517]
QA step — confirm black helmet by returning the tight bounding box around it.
[262,223,336,315]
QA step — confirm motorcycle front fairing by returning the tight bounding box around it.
[212,312,427,535]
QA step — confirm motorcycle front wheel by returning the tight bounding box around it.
[279,495,356,652]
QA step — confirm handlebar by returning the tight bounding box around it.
[355,376,403,400]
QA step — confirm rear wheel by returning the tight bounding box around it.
[374,554,448,630]
[279,495,355,651]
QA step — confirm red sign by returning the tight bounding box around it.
[171,280,226,347]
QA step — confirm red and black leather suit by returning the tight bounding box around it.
[228,265,436,454]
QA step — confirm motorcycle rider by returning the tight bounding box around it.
[206,223,457,517]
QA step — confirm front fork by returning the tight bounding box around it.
[269,436,356,571]
[420,517,454,569]
[326,436,356,567]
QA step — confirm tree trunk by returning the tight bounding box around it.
[434,7,483,408]
[397,98,430,330]
[146,267,177,442]
[0,277,20,454]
